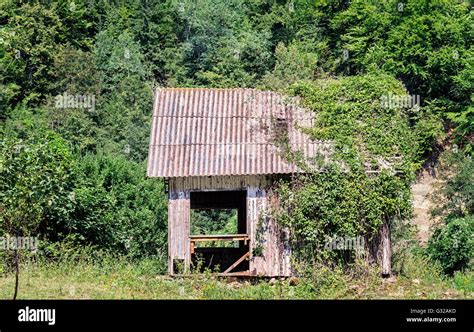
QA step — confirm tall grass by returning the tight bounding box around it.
[0,244,471,299]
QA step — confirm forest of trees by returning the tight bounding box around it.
[0,0,472,283]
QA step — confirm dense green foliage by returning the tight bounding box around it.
[191,209,238,235]
[67,154,167,258]
[428,216,474,275]
[275,74,417,262]
[0,134,167,259]
[428,151,474,274]
[431,151,474,220]
[0,0,472,279]
[1,133,74,238]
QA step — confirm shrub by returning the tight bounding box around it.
[431,151,474,220]
[452,271,474,293]
[0,133,75,241]
[428,216,474,275]
[69,153,168,259]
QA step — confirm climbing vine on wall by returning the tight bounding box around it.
[272,73,421,264]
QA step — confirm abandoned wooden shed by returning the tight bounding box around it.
[146,88,331,277]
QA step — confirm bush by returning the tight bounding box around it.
[69,153,168,259]
[428,216,474,275]
[431,151,474,219]
[452,271,474,293]
[0,133,75,240]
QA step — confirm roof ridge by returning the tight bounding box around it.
[155,87,259,90]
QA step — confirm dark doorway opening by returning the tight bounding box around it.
[190,190,249,274]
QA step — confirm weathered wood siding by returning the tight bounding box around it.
[168,175,292,276]
[168,190,190,274]
[247,187,291,277]
[169,175,271,192]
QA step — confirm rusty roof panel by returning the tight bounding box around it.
[147,88,329,177]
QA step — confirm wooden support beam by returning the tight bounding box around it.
[223,251,250,274]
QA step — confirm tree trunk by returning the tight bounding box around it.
[380,220,391,277]
[13,249,19,300]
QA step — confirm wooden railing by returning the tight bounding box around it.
[189,234,248,243]
[189,234,249,253]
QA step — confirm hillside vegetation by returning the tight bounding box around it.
[0,0,472,299]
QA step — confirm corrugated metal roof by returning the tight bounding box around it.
[147,88,331,177]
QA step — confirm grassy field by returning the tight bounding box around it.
[0,255,472,300]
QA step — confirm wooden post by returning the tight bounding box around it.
[381,220,391,277]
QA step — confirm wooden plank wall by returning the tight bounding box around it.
[247,187,292,277]
[168,176,292,276]
[170,175,271,191]
[168,190,190,274]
